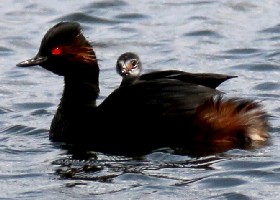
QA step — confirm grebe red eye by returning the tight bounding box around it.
[52,47,62,55]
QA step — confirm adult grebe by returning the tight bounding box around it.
[17,22,269,157]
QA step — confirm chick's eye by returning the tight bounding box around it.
[131,60,137,67]
[52,47,62,56]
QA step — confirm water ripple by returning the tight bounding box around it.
[224,48,261,55]
[209,192,252,200]
[52,151,227,183]
[213,48,264,60]
[30,109,53,116]
[259,23,280,34]
[253,82,280,91]
[183,30,224,38]
[82,0,127,9]
[0,107,13,114]
[13,102,53,111]
[214,159,279,170]
[0,172,42,180]
[166,1,215,6]
[52,13,122,25]
[0,46,14,56]
[196,177,247,188]
[230,63,280,71]
[1,124,48,136]
[265,50,280,60]
[115,13,150,20]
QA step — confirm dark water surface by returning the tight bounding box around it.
[0,0,280,199]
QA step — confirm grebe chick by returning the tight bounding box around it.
[116,52,237,89]
[116,52,142,86]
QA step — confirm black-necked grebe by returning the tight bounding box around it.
[17,22,269,157]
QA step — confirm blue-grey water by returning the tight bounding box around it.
[0,0,280,199]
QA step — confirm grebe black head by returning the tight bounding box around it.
[17,22,97,78]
